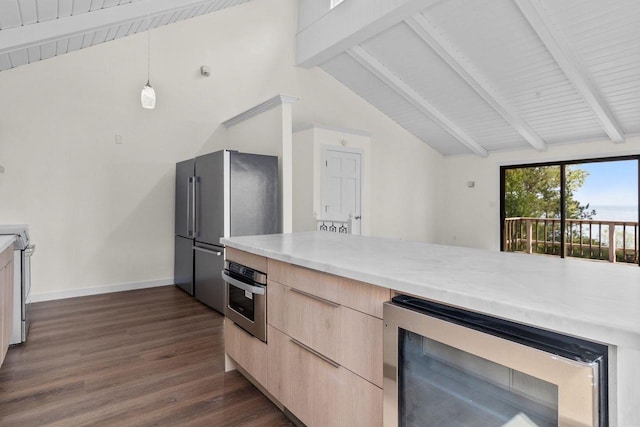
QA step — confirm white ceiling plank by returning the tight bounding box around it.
[40,40,56,59]
[348,46,488,157]
[157,13,173,27]
[56,38,69,55]
[188,4,207,18]
[92,28,108,44]
[90,0,106,12]
[103,0,120,8]
[0,0,231,55]
[0,53,12,70]
[26,45,40,62]
[58,0,74,17]
[17,0,38,24]
[405,14,547,152]
[73,0,92,15]
[81,33,94,48]
[128,20,143,35]
[36,0,58,22]
[0,1,22,30]
[104,26,118,42]
[167,11,182,25]
[8,49,28,67]
[114,22,132,39]
[297,0,444,68]
[66,34,84,52]
[514,0,626,144]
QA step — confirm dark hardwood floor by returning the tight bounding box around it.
[0,286,293,426]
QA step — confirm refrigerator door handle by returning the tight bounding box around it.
[187,177,193,237]
[193,246,222,256]
[192,176,198,238]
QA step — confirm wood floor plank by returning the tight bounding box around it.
[0,286,293,426]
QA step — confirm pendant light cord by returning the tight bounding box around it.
[146,10,151,86]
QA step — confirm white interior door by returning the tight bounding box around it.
[321,146,362,234]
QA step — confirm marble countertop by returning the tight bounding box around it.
[222,232,640,350]
[0,235,16,253]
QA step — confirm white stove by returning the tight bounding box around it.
[0,224,34,344]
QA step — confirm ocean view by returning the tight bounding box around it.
[588,205,638,222]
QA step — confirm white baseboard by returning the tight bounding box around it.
[31,278,175,303]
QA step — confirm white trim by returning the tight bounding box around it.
[31,278,174,302]
[222,94,300,128]
[514,0,625,144]
[405,14,547,152]
[293,123,371,137]
[348,46,488,157]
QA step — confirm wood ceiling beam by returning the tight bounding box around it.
[348,46,488,157]
[514,0,625,144]
[406,14,547,152]
[297,0,443,68]
[0,0,233,55]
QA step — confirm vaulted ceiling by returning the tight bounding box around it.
[1,0,639,158]
[0,0,249,71]
[298,0,640,157]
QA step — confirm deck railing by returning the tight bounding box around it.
[504,217,639,264]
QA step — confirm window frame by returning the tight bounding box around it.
[499,154,640,266]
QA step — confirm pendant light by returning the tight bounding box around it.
[141,16,156,109]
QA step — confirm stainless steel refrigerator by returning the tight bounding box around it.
[174,150,280,313]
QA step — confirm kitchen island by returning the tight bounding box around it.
[221,232,640,426]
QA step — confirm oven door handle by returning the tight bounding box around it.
[221,271,265,296]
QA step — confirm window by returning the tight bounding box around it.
[500,156,639,265]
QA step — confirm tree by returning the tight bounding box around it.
[504,165,595,219]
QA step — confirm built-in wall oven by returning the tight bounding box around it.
[384,295,608,427]
[221,261,267,342]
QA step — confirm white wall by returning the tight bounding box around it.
[438,135,640,250]
[292,124,372,235]
[0,0,441,299]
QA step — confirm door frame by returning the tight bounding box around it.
[321,145,364,233]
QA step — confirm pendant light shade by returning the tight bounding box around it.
[141,81,156,109]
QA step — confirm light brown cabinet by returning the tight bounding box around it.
[0,244,14,367]
[225,250,388,427]
[266,257,387,426]
[224,319,267,386]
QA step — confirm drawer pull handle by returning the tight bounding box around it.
[290,288,339,308]
[290,338,340,369]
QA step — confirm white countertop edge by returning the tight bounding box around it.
[0,235,16,253]
[222,234,640,350]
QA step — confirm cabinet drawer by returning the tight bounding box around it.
[285,335,382,427]
[269,259,340,304]
[339,307,383,388]
[287,335,340,427]
[226,248,267,273]
[224,319,267,387]
[268,259,390,318]
[287,286,340,363]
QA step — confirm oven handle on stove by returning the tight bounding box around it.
[221,271,265,295]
